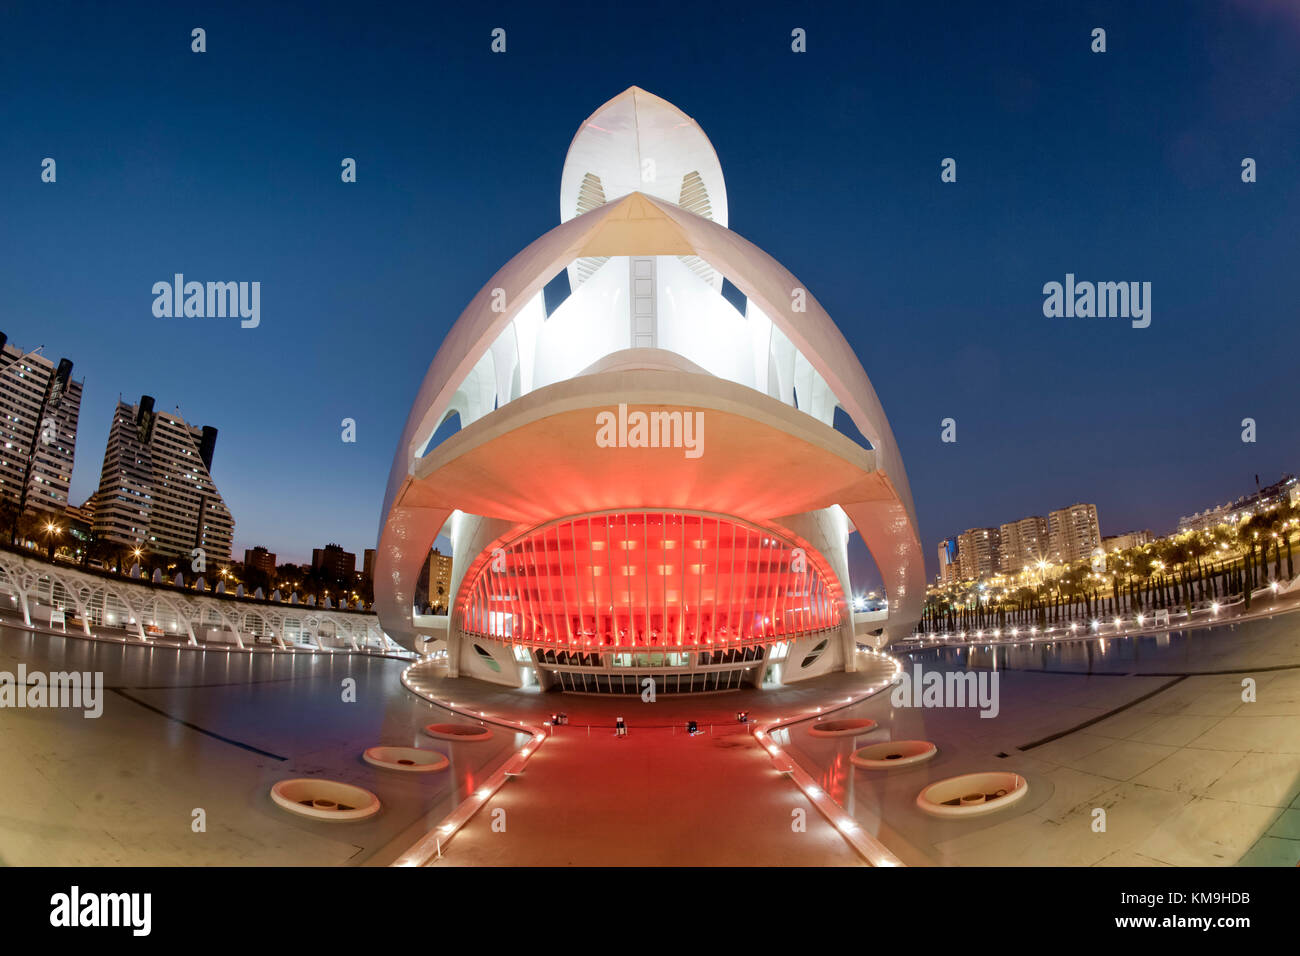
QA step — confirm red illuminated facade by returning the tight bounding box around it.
[456,511,843,651]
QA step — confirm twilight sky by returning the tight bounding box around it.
[3,0,1298,587]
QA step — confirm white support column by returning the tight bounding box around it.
[445,632,461,675]
[219,610,245,649]
[170,600,198,646]
[836,608,859,673]
[119,590,148,641]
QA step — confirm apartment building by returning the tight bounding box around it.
[89,396,234,562]
[1048,503,1102,564]
[998,515,1050,572]
[957,526,1001,581]
[0,333,83,521]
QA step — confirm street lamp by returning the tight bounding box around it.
[42,521,62,559]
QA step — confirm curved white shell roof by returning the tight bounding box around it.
[377,190,924,643]
[560,86,728,229]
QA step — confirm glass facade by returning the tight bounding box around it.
[456,511,843,649]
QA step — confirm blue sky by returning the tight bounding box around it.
[3,1,1298,585]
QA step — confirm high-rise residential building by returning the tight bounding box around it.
[937,536,959,585]
[1048,503,1101,564]
[312,543,356,583]
[998,515,1050,572]
[957,527,1000,581]
[362,548,376,583]
[415,547,454,612]
[243,546,277,576]
[0,333,83,522]
[90,396,234,562]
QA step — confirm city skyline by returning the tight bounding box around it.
[12,314,1292,579]
[4,1,1299,578]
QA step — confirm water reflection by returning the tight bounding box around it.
[905,622,1269,675]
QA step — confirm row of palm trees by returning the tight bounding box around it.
[920,503,1298,634]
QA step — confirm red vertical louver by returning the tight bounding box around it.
[456,512,843,649]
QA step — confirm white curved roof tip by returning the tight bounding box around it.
[376,190,924,638]
[560,86,729,228]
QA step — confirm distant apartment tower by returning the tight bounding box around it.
[957,527,1000,581]
[90,396,234,562]
[312,543,356,582]
[1178,475,1298,532]
[362,548,376,582]
[0,334,83,520]
[1102,530,1153,552]
[998,515,1049,572]
[416,547,454,612]
[1048,503,1101,563]
[1177,505,1233,534]
[243,546,277,575]
[936,536,959,585]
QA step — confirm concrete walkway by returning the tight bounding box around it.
[428,722,860,866]
[404,659,901,866]
[786,610,1300,866]
[0,625,518,866]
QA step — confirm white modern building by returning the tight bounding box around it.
[90,396,235,563]
[0,333,83,522]
[375,87,923,692]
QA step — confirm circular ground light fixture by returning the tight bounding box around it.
[915,771,1028,818]
[851,739,938,769]
[363,746,450,772]
[808,718,878,738]
[270,779,381,821]
[424,722,492,742]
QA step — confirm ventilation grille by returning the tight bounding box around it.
[572,172,609,286]
[574,255,609,285]
[678,171,718,286]
[678,171,712,219]
[575,172,607,215]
